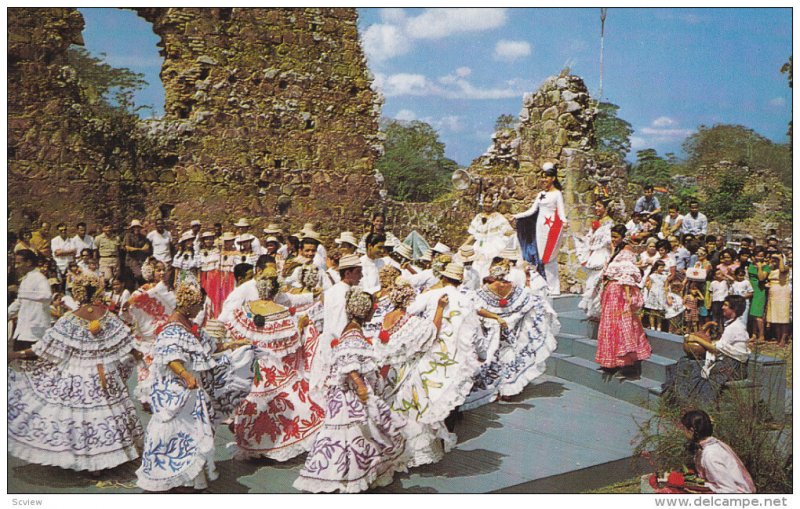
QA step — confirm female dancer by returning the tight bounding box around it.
[595,224,652,378]
[514,162,568,295]
[464,250,558,409]
[198,231,222,317]
[9,272,144,473]
[136,281,250,492]
[576,198,614,319]
[465,194,515,278]
[227,268,324,461]
[294,287,408,493]
[173,231,200,288]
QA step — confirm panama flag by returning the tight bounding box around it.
[517,203,563,279]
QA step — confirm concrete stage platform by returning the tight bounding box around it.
[8,373,652,494]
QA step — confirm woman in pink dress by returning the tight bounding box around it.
[217,232,239,312]
[596,224,652,378]
[197,232,222,317]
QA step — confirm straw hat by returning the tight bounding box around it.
[335,231,359,247]
[263,223,282,235]
[234,218,251,227]
[300,227,322,243]
[384,236,400,248]
[220,231,237,242]
[338,253,362,270]
[440,263,464,282]
[237,233,255,243]
[190,219,201,227]
[129,219,142,228]
[200,231,215,239]
[432,242,451,254]
[420,249,433,262]
[458,244,476,262]
[393,243,414,261]
[499,247,520,261]
[179,230,195,244]
[264,236,280,245]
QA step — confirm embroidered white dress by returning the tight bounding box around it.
[469,211,514,277]
[294,328,408,493]
[227,303,324,461]
[463,284,559,410]
[575,219,613,319]
[8,311,144,471]
[136,323,251,491]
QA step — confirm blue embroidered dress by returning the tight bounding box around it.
[8,311,144,471]
[462,284,559,410]
[136,323,250,491]
[293,327,408,493]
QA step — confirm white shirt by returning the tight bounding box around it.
[321,281,352,344]
[147,230,173,264]
[462,265,481,291]
[105,289,131,311]
[703,319,750,378]
[8,269,52,343]
[408,268,438,291]
[359,254,385,294]
[71,234,96,255]
[218,279,259,324]
[710,280,729,302]
[682,212,709,236]
[50,236,76,271]
[731,280,753,297]
[321,268,341,291]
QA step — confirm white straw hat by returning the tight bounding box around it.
[338,253,362,270]
[393,243,414,261]
[441,263,464,282]
[234,218,251,227]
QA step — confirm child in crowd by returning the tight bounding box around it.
[105,276,131,315]
[664,279,686,334]
[730,268,753,328]
[709,269,729,330]
[643,260,668,330]
[64,261,82,296]
[684,281,705,333]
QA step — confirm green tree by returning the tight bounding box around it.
[67,46,148,113]
[494,114,516,132]
[629,148,672,187]
[593,101,633,160]
[682,124,791,186]
[376,119,458,202]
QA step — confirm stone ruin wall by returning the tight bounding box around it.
[8,7,385,238]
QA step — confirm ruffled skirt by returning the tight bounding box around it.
[293,383,408,493]
[8,357,143,472]
[596,282,652,368]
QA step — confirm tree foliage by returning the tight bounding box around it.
[629,148,672,187]
[593,101,633,160]
[494,114,516,132]
[376,119,458,202]
[67,46,148,113]
[682,124,791,186]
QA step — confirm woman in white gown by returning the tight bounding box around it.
[575,197,614,319]
[465,194,516,278]
[8,273,144,473]
[514,162,568,296]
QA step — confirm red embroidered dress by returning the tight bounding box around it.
[227,303,324,461]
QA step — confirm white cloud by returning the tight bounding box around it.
[380,8,406,24]
[769,97,787,107]
[394,109,417,121]
[652,116,677,127]
[640,127,695,138]
[382,73,436,96]
[423,115,465,133]
[630,136,648,150]
[456,66,472,78]
[493,40,531,62]
[405,8,508,40]
[374,68,531,100]
[362,23,410,62]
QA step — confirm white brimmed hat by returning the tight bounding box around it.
[393,243,414,261]
[458,244,476,262]
[432,242,451,254]
[234,218,251,227]
[220,231,237,242]
[338,254,362,270]
[300,228,322,243]
[441,263,464,282]
[190,219,201,227]
[335,231,359,247]
[264,236,280,245]
[129,219,142,228]
[384,236,400,248]
[200,231,215,239]
[237,233,255,243]
[263,223,282,235]
[499,247,520,261]
[179,230,195,244]
[420,249,433,262]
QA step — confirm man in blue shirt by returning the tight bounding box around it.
[634,184,662,220]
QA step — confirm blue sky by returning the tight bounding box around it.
[79,7,792,166]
